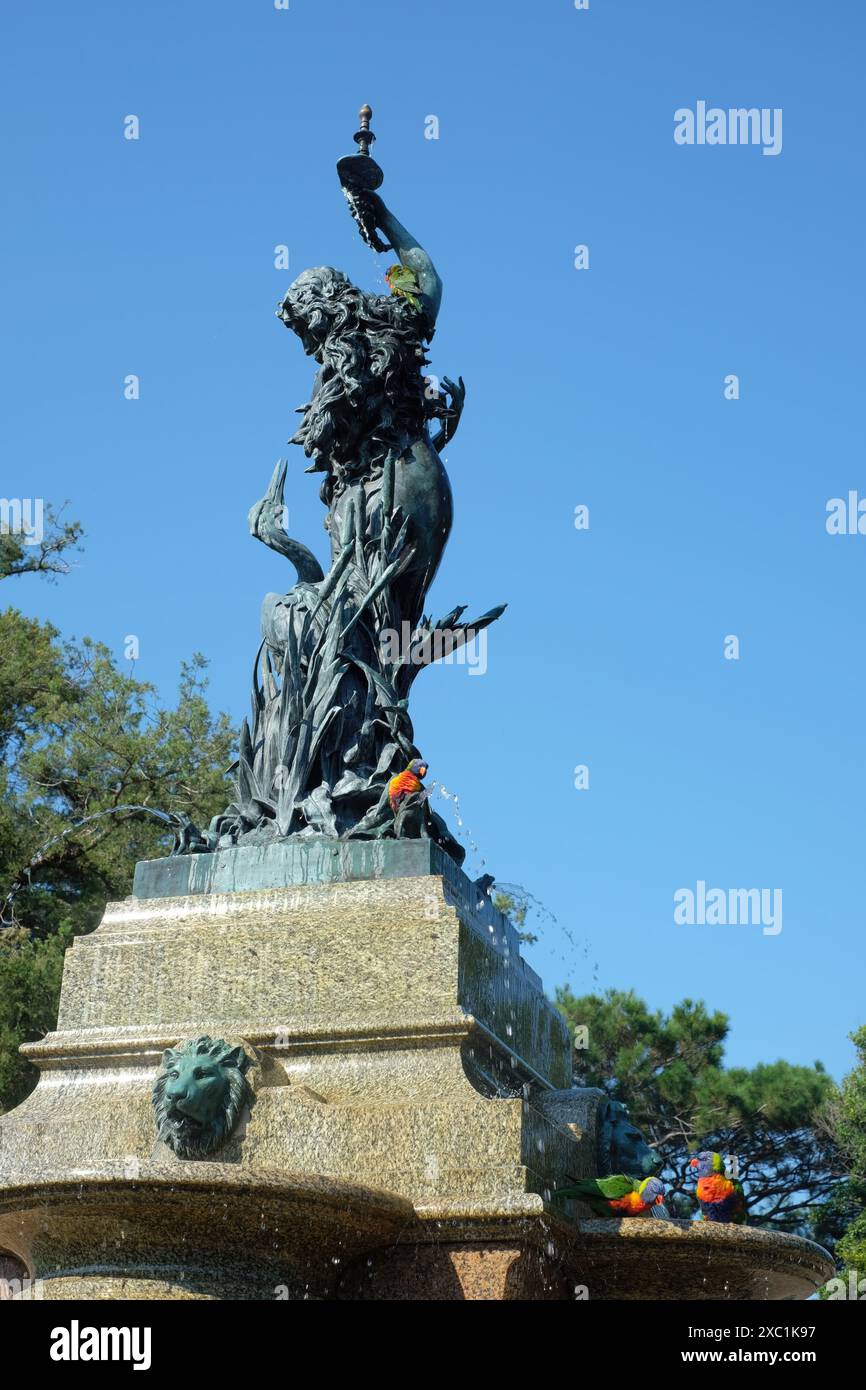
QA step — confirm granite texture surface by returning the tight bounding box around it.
[0,1168,414,1300]
[0,860,835,1300]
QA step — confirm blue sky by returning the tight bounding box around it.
[2,1,863,1079]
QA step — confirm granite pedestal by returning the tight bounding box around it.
[0,842,833,1300]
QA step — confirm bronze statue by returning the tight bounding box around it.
[196,107,504,858]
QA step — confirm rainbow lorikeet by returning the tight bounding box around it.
[388,758,428,814]
[554,1175,669,1218]
[385,263,423,312]
[689,1151,747,1224]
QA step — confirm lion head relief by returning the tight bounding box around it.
[152,1036,254,1160]
[597,1099,660,1179]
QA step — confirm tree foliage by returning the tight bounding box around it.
[820,1025,866,1280]
[0,531,235,1110]
[0,502,82,583]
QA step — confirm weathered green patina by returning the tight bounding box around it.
[152,1037,254,1160]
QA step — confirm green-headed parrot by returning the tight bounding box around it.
[689,1151,747,1224]
[385,263,423,312]
[554,1175,669,1218]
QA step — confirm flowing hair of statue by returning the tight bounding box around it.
[279,267,431,503]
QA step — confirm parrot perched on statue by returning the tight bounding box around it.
[689,1151,747,1224]
[554,1175,669,1219]
[385,263,423,312]
[388,758,428,814]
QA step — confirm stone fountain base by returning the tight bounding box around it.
[0,842,833,1300]
[0,1168,412,1300]
[340,1212,831,1302]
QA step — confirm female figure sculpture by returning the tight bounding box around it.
[205,110,503,857]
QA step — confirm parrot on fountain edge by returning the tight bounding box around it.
[689,1151,747,1224]
[553,1175,669,1218]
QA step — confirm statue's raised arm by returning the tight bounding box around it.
[367,192,443,326]
[336,103,441,327]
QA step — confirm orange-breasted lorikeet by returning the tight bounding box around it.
[689,1151,747,1224]
[388,758,428,814]
[554,1175,668,1218]
[385,263,423,312]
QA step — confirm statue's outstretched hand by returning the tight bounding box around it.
[441,376,466,418]
[429,376,466,450]
[356,190,385,224]
[344,189,391,253]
